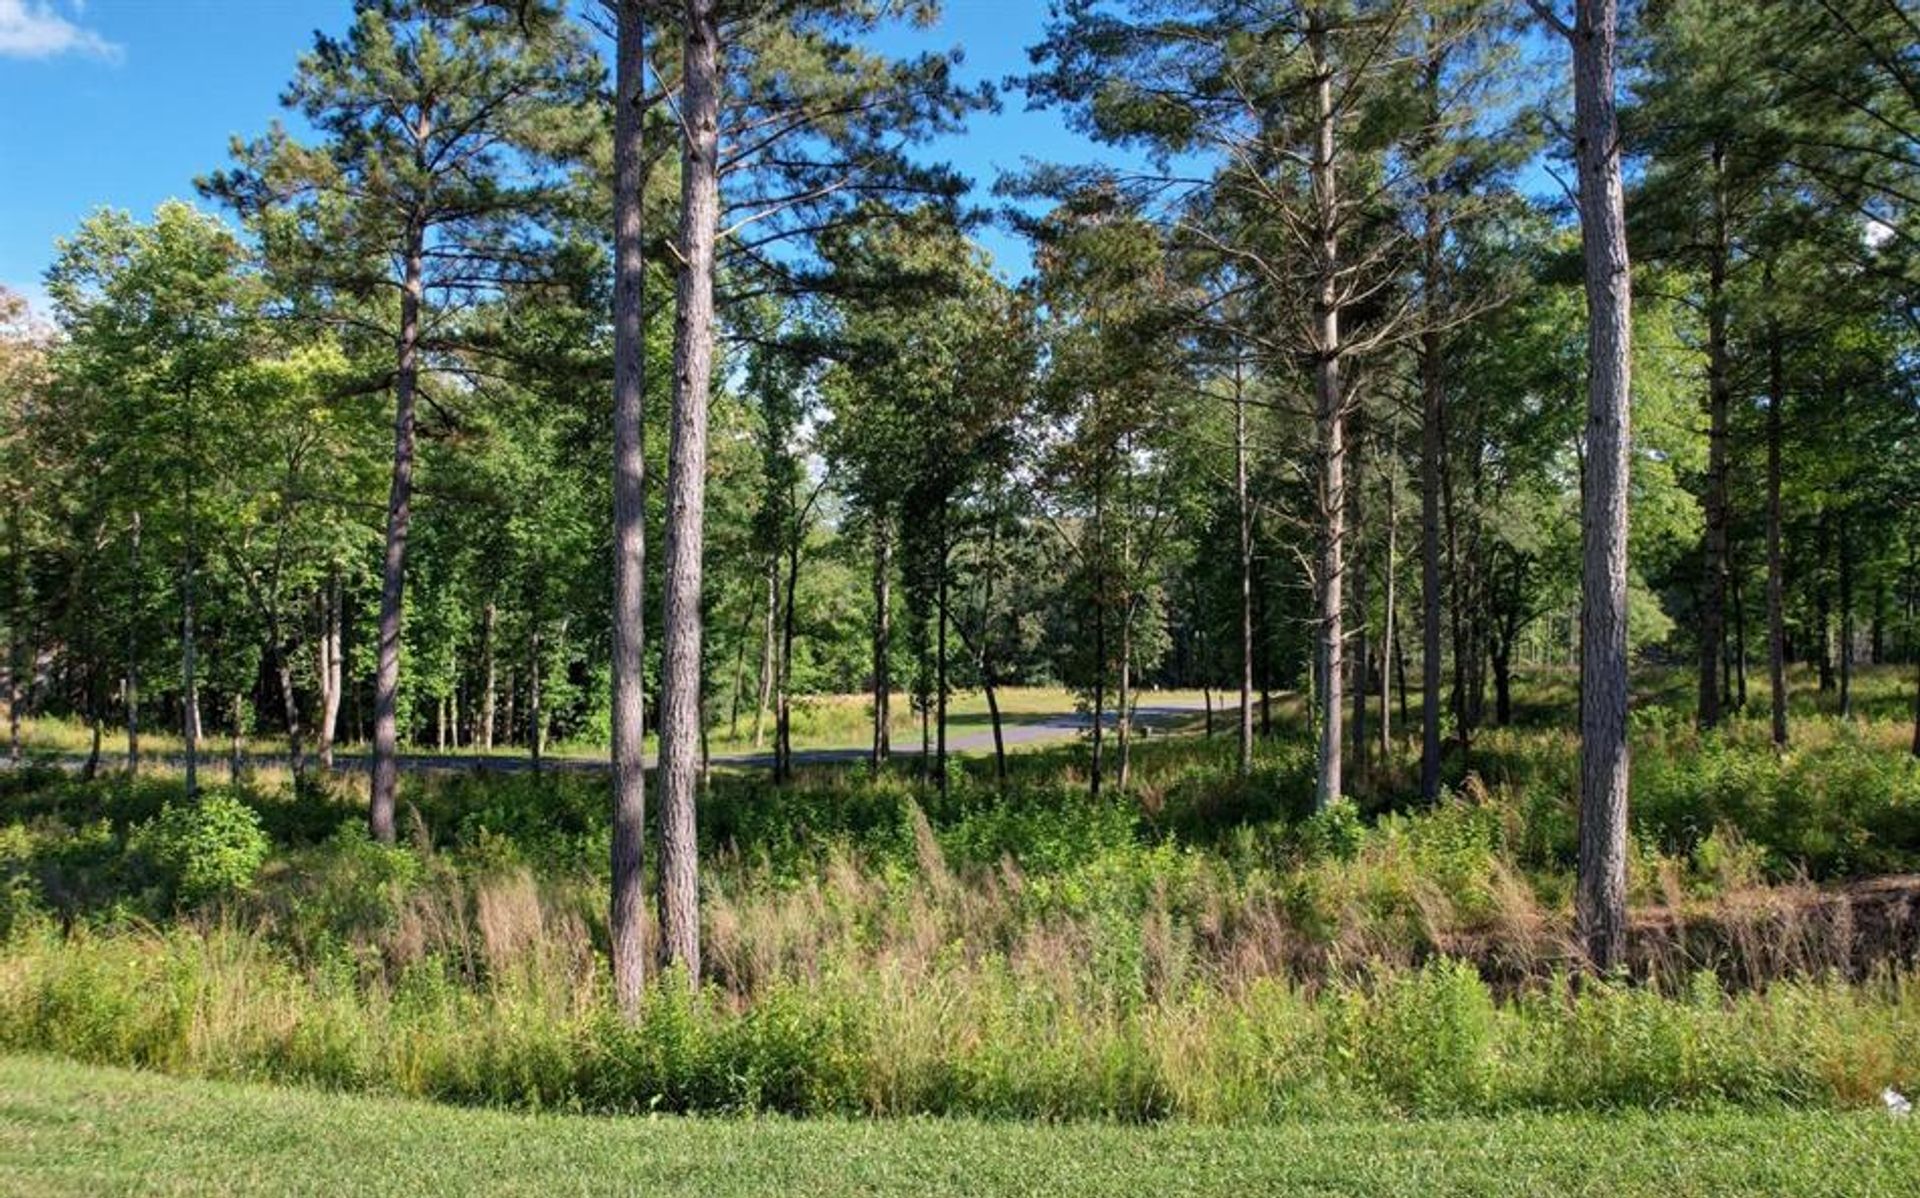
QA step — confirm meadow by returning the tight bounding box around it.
[1,668,1918,1137]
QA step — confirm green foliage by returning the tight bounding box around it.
[128,794,270,908]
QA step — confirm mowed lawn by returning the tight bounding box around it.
[2,1057,1917,1197]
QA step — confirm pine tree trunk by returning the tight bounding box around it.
[1839,521,1855,719]
[1090,476,1107,799]
[753,561,775,749]
[871,515,893,771]
[1350,414,1369,772]
[1419,254,1445,801]
[658,0,721,981]
[935,521,951,797]
[1564,0,1633,970]
[1310,11,1345,812]
[125,510,141,772]
[1910,655,1919,758]
[230,693,245,781]
[1234,352,1254,776]
[370,215,426,843]
[1816,510,1835,692]
[181,493,199,800]
[477,600,496,753]
[1117,597,1132,793]
[1697,146,1731,730]
[528,624,543,774]
[1732,560,1749,711]
[981,518,1006,788]
[777,536,801,784]
[6,499,21,768]
[1381,414,1397,760]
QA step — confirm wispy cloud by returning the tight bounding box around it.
[0,0,121,62]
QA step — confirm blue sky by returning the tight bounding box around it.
[0,0,1099,315]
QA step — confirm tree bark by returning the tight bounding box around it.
[1350,412,1369,772]
[777,533,802,784]
[1561,0,1634,971]
[370,214,426,843]
[1839,518,1855,719]
[1381,413,1397,760]
[657,0,721,981]
[6,499,21,768]
[476,599,495,753]
[1697,145,1731,730]
[1419,214,1446,802]
[1234,351,1254,776]
[753,560,775,749]
[317,572,343,769]
[1310,10,1345,811]
[1816,510,1835,692]
[871,515,893,771]
[935,518,951,797]
[229,694,245,781]
[181,470,200,800]
[125,510,141,772]
[528,624,543,775]
[1911,654,1919,759]
[271,643,304,777]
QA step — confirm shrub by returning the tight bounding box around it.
[130,794,270,907]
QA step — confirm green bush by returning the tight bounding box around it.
[130,794,270,907]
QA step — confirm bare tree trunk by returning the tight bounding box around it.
[753,561,775,750]
[271,645,304,776]
[1550,0,1634,970]
[1839,520,1855,719]
[981,517,1007,788]
[181,482,200,800]
[125,510,141,772]
[6,499,21,768]
[1350,413,1369,773]
[476,600,495,753]
[1419,247,1445,801]
[84,700,102,780]
[872,516,893,771]
[1234,352,1254,776]
[935,525,951,797]
[728,599,751,738]
[1090,481,1106,799]
[1697,145,1731,730]
[777,535,801,784]
[1117,598,1132,793]
[658,0,721,981]
[1310,11,1345,812]
[1732,557,1749,711]
[230,693,245,781]
[317,572,343,769]
[503,668,515,748]
[370,215,426,843]
[1911,654,1919,758]
[1381,413,1397,760]
[1394,625,1411,735]
[1766,315,1789,746]
[1816,510,1835,692]
[528,624,543,774]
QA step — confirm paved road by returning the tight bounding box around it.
[16,697,1215,777]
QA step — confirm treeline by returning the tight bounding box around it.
[0,0,1918,987]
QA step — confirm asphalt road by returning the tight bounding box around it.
[15,696,1216,777]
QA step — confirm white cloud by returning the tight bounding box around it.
[0,0,121,62]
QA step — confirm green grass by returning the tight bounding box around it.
[1,1056,1916,1198]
